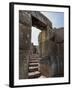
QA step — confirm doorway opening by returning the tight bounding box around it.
[31,26,41,46]
[30,26,41,54]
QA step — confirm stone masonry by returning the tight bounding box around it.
[19,11,32,79]
[39,28,64,77]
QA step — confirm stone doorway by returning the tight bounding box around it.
[19,11,49,79]
[28,15,47,78]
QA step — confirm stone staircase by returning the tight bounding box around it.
[28,54,41,79]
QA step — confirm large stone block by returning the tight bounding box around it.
[40,63,52,77]
[19,23,31,50]
[31,11,52,27]
[39,40,57,57]
[19,11,32,26]
[40,56,64,77]
[54,28,64,43]
[19,50,29,79]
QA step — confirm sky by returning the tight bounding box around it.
[31,27,41,45]
[31,11,64,45]
[41,11,64,28]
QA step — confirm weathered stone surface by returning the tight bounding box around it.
[19,50,29,79]
[40,63,52,77]
[19,23,31,50]
[39,39,57,57]
[54,28,64,43]
[38,27,64,77]
[40,55,64,77]
[19,11,32,26]
[19,11,32,79]
[31,11,52,27]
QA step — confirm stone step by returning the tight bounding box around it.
[29,63,39,67]
[29,66,38,72]
[29,60,39,63]
[31,54,39,56]
[30,57,39,59]
[28,71,41,79]
[30,58,41,60]
[29,58,41,63]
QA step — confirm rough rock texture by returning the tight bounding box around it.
[19,11,32,79]
[39,28,64,77]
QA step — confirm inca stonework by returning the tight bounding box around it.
[19,11,64,79]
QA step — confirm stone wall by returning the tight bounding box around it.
[39,27,64,77]
[38,25,54,57]
[19,11,32,79]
